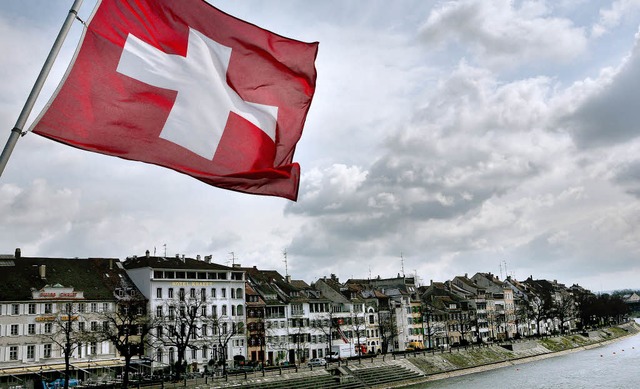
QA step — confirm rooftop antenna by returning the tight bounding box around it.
[163,244,167,257]
[400,252,405,277]
[499,260,503,279]
[228,252,236,266]
[283,249,289,277]
[368,265,372,280]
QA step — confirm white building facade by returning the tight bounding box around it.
[123,253,246,373]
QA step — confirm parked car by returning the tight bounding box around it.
[307,358,327,367]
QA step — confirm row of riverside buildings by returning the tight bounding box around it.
[0,248,626,387]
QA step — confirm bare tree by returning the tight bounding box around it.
[150,291,207,381]
[377,308,398,354]
[40,302,86,389]
[313,312,335,359]
[90,293,150,388]
[347,312,366,357]
[203,314,240,373]
[553,294,576,334]
[529,293,553,336]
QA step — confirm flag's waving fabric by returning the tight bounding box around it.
[31,0,318,201]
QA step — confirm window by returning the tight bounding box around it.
[201,306,207,317]
[156,306,163,317]
[11,304,19,315]
[179,288,185,301]
[156,348,163,362]
[28,323,36,335]
[44,344,52,358]
[169,306,175,320]
[78,303,85,313]
[44,323,52,334]
[190,288,196,298]
[201,288,206,300]
[102,321,109,331]
[91,303,97,313]
[231,288,235,299]
[232,305,236,316]
[27,345,35,359]
[237,305,244,316]
[156,326,163,337]
[90,321,98,331]
[168,288,174,298]
[191,348,197,359]
[28,303,36,314]
[90,342,97,355]
[236,288,243,299]
[211,288,216,298]
[10,324,19,336]
[212,305,217,318]
[221,305,227,316]
[221,288,226,298]
[202,346,208,359]
[202,324,208,336]
[103,303,109,312]
[156,288,163,298]
[9,346,18,360]
[78,322,85,332]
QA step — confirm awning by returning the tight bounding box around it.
[0,359,124,377]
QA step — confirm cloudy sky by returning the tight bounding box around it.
[2,0,640,292]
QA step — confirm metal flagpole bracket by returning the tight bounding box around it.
[0,0,85,177]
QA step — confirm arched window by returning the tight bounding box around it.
[156,348,163,362]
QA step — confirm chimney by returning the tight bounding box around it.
[205,255,212,263]
[39,264,46,280]
[285,275,291,283]
[196,255,201,261]
[145,250,150,258]
[15,248,21,259]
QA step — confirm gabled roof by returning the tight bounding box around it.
[0,255,139,301]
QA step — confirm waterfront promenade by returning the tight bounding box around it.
[107,322,640,389]
[142,321,638,389]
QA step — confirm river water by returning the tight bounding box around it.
[414,328,640,389]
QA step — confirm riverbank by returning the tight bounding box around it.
[180,321,640,388]
[393,321,640,388]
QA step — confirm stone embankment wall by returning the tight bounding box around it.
[396,321,640,387]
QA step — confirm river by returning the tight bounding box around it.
[412,327,640,389]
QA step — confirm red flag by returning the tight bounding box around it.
[31,0,318,201]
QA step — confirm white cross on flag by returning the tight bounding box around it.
[31,0,318,201]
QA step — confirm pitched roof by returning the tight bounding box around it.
[0,256,138,301]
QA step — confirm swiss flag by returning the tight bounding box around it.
[31,0,318,201]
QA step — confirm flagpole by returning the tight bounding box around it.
[0,0,84,177]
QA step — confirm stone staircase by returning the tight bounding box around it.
[347,364,424,388]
